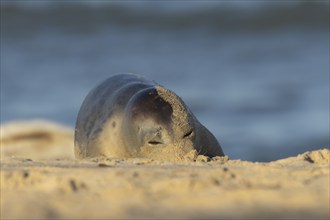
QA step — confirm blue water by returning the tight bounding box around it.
[1,2,329,161]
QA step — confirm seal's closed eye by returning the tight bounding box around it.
[183,130,193,138]
[148,141,163,145]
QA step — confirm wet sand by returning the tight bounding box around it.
[1,120,329,219]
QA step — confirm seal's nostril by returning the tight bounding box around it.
[183,130,193,138]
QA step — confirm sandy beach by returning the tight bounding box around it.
[1,120,329,219]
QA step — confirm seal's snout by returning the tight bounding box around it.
[122,87,175,151]
[139,126,163,145]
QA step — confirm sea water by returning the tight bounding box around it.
[1,2,329,161]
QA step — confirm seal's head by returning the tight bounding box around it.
[122,85,212,160]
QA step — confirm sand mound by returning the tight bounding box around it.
[273,148,329,165]
[299,149,330,164]
[0,120,74,160]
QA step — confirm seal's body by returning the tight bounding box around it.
[75,74,224,159]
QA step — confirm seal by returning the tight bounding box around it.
[74,73,224,160]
